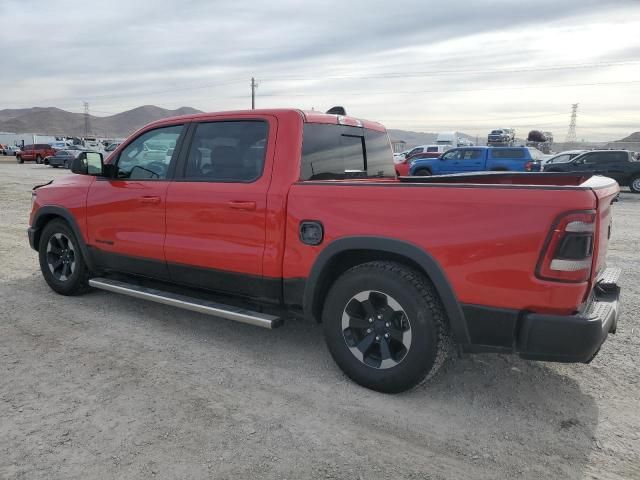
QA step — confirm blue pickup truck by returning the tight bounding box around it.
[408,147,542,176]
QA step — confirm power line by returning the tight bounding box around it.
[260,60,640,81]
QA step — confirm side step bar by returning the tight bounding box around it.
[88,277,282,329]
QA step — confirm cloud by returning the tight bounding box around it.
[0,0,638,140]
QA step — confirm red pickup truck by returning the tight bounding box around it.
[28,109,621,393]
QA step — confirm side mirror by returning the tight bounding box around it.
[71,151,104,175]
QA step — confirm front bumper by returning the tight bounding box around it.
[517,267,621,363]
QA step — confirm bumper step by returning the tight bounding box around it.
[88,277,282,329]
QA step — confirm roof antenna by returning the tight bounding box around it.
[326,106,346,115]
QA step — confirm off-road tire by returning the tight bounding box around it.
[38,219,91,295]
[322,261,450,393]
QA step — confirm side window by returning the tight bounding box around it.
[184,121,267,182]
[116,124,183,180]
[442,150,461,160]
[581,153,599,164]
[461,149,481,160]
[490,148,525,159]
[612,152,629,163]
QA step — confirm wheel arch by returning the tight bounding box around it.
[303,236,470,344]
[31,206,96,270]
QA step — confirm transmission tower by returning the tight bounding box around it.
[565,103,578,143]
[83,101,91,138]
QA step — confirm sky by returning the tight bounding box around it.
[1,0,639,141]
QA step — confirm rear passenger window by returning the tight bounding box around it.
[490,148,525,159]
[426,146,439,153]
[301,124,394,180]
[462,149,481,160]
[184,121,268,182]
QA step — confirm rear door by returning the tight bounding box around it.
[456,148,485,172]
[85,123,186,279]
[598,151,631,183]
[164,116,276,299]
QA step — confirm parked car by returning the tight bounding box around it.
[487,129,513,146]
[4,145,21,156]
[409,146,542,176]
[543,150,640,193]
[104,142,122,152]
[62,145,89,158]
[28,109,621,393]
[45,150,76,168]
[16,144,55,164]
[50,141,70,151]
[543,150,588,166]
[396,145,448,176]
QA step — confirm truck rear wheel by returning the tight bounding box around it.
[38,219,91,296]
[322,261,449,393]
[414,169,431,176]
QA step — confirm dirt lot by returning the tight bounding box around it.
[0,158,639,480]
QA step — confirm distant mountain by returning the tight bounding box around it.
[605,131,640,150]
[0,105,202,138]
[387,129,480,149]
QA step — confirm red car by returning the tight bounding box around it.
[28,109,621,393]
[17,143,55,164]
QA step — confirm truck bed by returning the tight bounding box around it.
[398,171,596,187]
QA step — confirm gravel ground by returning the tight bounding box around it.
[1,158,639,480]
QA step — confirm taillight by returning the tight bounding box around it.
[525,161,533,171]
[536,211,596,283]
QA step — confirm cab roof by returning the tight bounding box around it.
[141,108,386,133]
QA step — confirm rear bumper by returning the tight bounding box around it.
[520,268,620,362]
[462,267,621,363]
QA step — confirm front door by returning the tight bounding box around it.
[164,117,275,299]
[85,123,186,278]
[438,148,487,174]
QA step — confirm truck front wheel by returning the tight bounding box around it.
[414,169,431,176]
[322,261,449,393]
[38,219,91,295]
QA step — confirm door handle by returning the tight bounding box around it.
[140,196,161,204]
[227,201,256,211]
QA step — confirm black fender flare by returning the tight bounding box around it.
[31,205,97,271]
[303,236,470,344]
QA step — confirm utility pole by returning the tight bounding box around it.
[83,101,91,139]
[565,103,578,143]
[251,77,258,109]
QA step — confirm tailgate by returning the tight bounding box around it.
[589,178,620,284]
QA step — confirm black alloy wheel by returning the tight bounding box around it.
[341,290,412,369]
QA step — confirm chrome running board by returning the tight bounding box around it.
[88,277,282,329]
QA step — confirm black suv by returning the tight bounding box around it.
[543,150,640,193]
